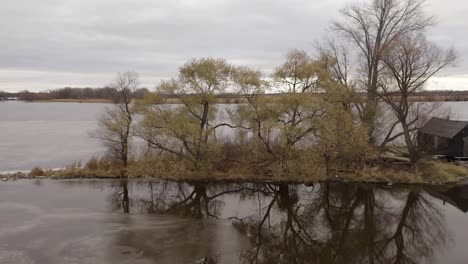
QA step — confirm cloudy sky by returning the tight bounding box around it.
[0,0,466,92]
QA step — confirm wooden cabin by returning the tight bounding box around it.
[417,117,468,157]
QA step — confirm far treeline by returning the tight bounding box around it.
[0,87,150,102]
[4,88,468,103]
[43,0,468,183]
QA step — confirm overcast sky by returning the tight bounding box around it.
[0,0,466,92]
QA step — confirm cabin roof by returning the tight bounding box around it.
[419,117,468,139]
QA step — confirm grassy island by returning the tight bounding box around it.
[2,0,463,186]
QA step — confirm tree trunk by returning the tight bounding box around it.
[401,121,418,164]
[365,68,379,143]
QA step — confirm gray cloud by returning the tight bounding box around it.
[0,0,466,91]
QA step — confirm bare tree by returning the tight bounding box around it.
[378,101,445,149]
[333,0,434,141]
[93,72,139,176]
[317,39,353,90]
[380,34,456,163]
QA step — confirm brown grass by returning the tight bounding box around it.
[38,153,468,184]
[346,160,468,184]
[29,166,45,176]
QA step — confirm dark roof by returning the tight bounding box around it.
[419,117,468,139]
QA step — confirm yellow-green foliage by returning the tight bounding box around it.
[227,53,373,177]
[29,166,45,176]
[316,84,372,160]
[173,53,370,178]
[138,58,232,176]
[46,53,464,184]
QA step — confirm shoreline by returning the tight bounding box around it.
[2,168,467,187]
[6,94,468,104]
[28,99,113,103]
[2,148,468,187]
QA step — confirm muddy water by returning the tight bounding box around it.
[0,179,468,263]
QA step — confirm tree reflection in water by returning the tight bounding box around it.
[110,180,257,218]
[107,180,450,264]
[135,181,256,218]
[236,183,448,264]
[109,180,131,213]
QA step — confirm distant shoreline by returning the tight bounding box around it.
[31,99,113,103]
[4,94,468,104]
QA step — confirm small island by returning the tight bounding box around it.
[0,0,466,186]
[3,52,466,185]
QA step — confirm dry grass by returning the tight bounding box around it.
[346,160,468,184]
[29,166,45,176]
[38,154,468,185]
[418,161,468,182]
[45,157,122,178]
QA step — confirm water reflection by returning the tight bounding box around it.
[104,180,459,263]
[427,185,468,213]
[235,184,448,264]
[109,180,131,213]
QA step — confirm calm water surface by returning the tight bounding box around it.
[2,101,468,263]
[0,179,468,264]
[0,101,107,171]
[2,101,468,172]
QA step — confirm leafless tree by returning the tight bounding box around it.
[317,39,353,90]
[333,0,434,141]
[380,34,456,163]
[92,72,139,176]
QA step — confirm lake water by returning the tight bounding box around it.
[0,102,108,172]
[2,102,468,263]
[0,179,467,263]
[2,101,468,172]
